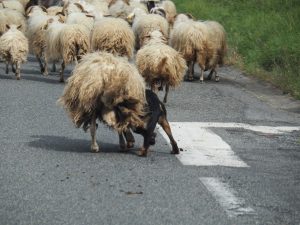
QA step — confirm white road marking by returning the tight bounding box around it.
[158,122,300,167]
[200,177,255,217]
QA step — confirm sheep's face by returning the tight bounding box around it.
[150,7,166,18]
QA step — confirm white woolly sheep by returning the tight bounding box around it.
[130,7,169,49]
[150,0,176,26]
[108,0,132,19]
[26,11,64,74]
[44,18,90,82]
[58,51,146,153]
[91,17,135,59]
[0,8,27,35]
[0,24,28,80]
[136,30,186,103]
[201,20,227,81]
[0,0,25,15]
[170,13,210,82]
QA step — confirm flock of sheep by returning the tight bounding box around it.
[0,0,227,156]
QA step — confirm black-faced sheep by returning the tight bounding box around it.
[136,30,186,103]
[0,24,28,80]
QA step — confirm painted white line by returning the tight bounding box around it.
[158,122,300,167]
[168,122,300,134]
[200,177,255,217]
[158,123,249,167]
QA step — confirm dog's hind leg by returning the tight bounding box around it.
[158,115,179,154]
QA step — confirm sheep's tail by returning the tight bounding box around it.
[157,56,168,74]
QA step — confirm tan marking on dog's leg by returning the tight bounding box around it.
[158,116,179,154]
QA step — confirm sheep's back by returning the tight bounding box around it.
[91,18,134,58]
[136,43,186,87]
[0,30,28,63]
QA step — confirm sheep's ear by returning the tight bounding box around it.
[5,24,10,30]
[17,24,22,30]
[85,13,95,18]
[41,6,47,12]
[123,0,130,5]
[56,11,65,16]
[25,6,34,16]
[74,3,85,12]
[185,13,195,20]
[57,14,65,23]
[107,0,115,8]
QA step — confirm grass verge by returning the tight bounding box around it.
[173,0,300,99]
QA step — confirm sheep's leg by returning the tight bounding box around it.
[118,131,126,150]
[36,55,45,74]
[123,129,135,148]
[11,63,16,73]
[207,69,213,80]
[214,66,220,82]
[5,61,9,74]
[163,84,169,103]
[59,61,65,82]
[158,115,179,154]
[51,62,56,72]
[15,61,21,80]
[186,61,194,81]
[43,55,48,76]
[90,113,99,152]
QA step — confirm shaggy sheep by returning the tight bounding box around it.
[130,7,168,49]
[108,0,131,19]
[150,0,176,26]
[0,0,25,15]
[44,18,90,82]
[201,20,227,81]
[170,13,210,82]
[0,24,28,80]
[66,11,95,31]
[26,11,63,74]
[0,8,27,35]
[91,17,135,59]
[58,51,146,153]
[136,30,186,103]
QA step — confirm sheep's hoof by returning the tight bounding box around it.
[91,145,99,153]
[215,76,220,82]
[163,98,167,104]
[59,78,64,83]
[12,68,16,73]
[16,76,21,80]
[127,141,134,149]
[200,80,204,84]
[137,148,147,157]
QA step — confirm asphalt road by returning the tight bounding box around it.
[0,55,300,225]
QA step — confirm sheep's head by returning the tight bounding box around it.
[150,7,166,18]
[25,5,47,17]
[5,24,22,32]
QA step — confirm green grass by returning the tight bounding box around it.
[173,0,300,98]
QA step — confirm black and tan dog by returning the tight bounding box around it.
[118,89,179,157]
